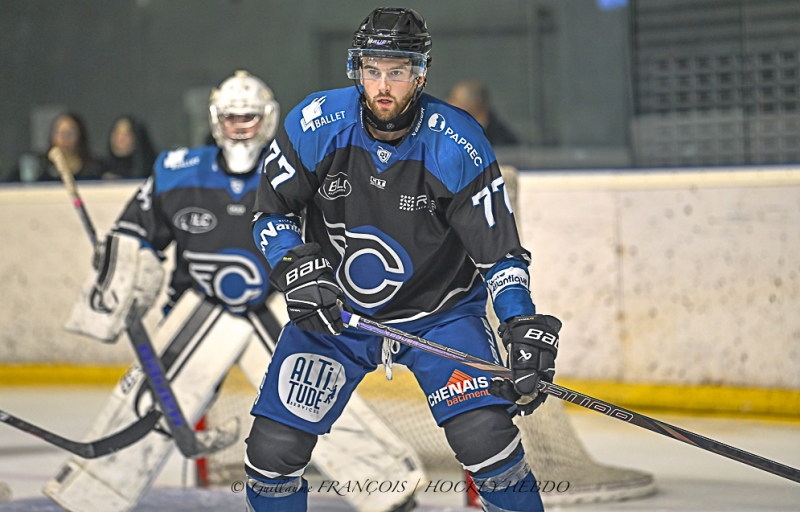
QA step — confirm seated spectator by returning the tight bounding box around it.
[102,115,157,179]
[9,112,105,183]
[446,80,520,146]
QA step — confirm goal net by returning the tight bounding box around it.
[198,363,655,506]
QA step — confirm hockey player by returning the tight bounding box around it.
[44,70,424,512]
[249,7,561,512]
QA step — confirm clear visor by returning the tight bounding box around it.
[219,113,263,141]
[347,49,428,82]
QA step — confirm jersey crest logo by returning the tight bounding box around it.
[325,223,413,313]
[428,113,446,132]
[300,96,346,133]
[320,172,352,200]
[376,146,392,164]
[163,148,200,170]
[278,353,346,422]
[229,178,244,194]
[183,249,267,312]
[172,207,218,234]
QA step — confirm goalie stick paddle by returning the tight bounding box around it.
[341,310,800,485]
[0,408,161,459]
[49,148,239,459]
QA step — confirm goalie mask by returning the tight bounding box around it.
[209,70,279,174]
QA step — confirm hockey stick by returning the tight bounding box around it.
[0,408,161,459]
[49,148,239,459]
[126,308,239,458]
[341,310,800,485]
[48,148,98,245]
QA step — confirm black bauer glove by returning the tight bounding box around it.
[489,314,561,416]
[269,243,346,335]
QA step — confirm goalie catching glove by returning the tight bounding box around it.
[489,314,561,416]
[269,243,346,335]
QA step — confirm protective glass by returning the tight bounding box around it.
[347,49,428,82]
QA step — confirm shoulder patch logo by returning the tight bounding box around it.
[376,146,392,164]
[320,172,352,200]
[300,96,346,132]
[428,113,446,133]
[163,148,200,170]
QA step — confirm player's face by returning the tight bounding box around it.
[361,57,422,122]
[220,114,263,142]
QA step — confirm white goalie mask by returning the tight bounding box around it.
[209,70,279,174]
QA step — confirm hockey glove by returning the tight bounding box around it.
[488,314,561,416]
[269,243,346,335]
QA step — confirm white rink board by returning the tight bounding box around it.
[1,168,799,391]
[0,182,152,363]
[518,167,800,389]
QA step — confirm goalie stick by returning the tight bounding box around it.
[0,408,161,459]
[341,310,800,485]
[49,147,239,459]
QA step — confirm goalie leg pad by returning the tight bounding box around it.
[45,290,253,512]
[245,416,318,478]
[64,232,164,342]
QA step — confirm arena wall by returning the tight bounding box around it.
[1,169,798,403]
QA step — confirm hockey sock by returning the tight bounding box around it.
[246,474,308,512]
[469,451,544,512]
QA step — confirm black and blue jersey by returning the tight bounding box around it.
[114,146,270,314]
[254,87,534,323]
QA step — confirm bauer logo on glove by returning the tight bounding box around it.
[489,314,562,416]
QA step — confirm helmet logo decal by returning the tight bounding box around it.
[376,146,392,164]
[427,113,446,132]
[300,96,346,133]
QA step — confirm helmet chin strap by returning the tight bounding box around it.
[221,141,262,174]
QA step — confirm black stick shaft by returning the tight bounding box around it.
[342,311,800,484]
[0,408,160,459]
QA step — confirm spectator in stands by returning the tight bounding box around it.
[446,80,521,146]
[102,115,157,179]
[7,112,105,182]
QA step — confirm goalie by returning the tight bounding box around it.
[44,70,425,512]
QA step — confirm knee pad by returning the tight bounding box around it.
[442,405,522,475]
[245,415,318,478]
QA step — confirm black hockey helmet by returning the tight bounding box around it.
[351,7,432,56]
[347,8,432,132]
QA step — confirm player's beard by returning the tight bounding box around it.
[366,86,417,122]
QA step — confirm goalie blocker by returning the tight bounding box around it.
[47,290,426,512]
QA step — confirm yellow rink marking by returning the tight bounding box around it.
[2,364,798,420]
